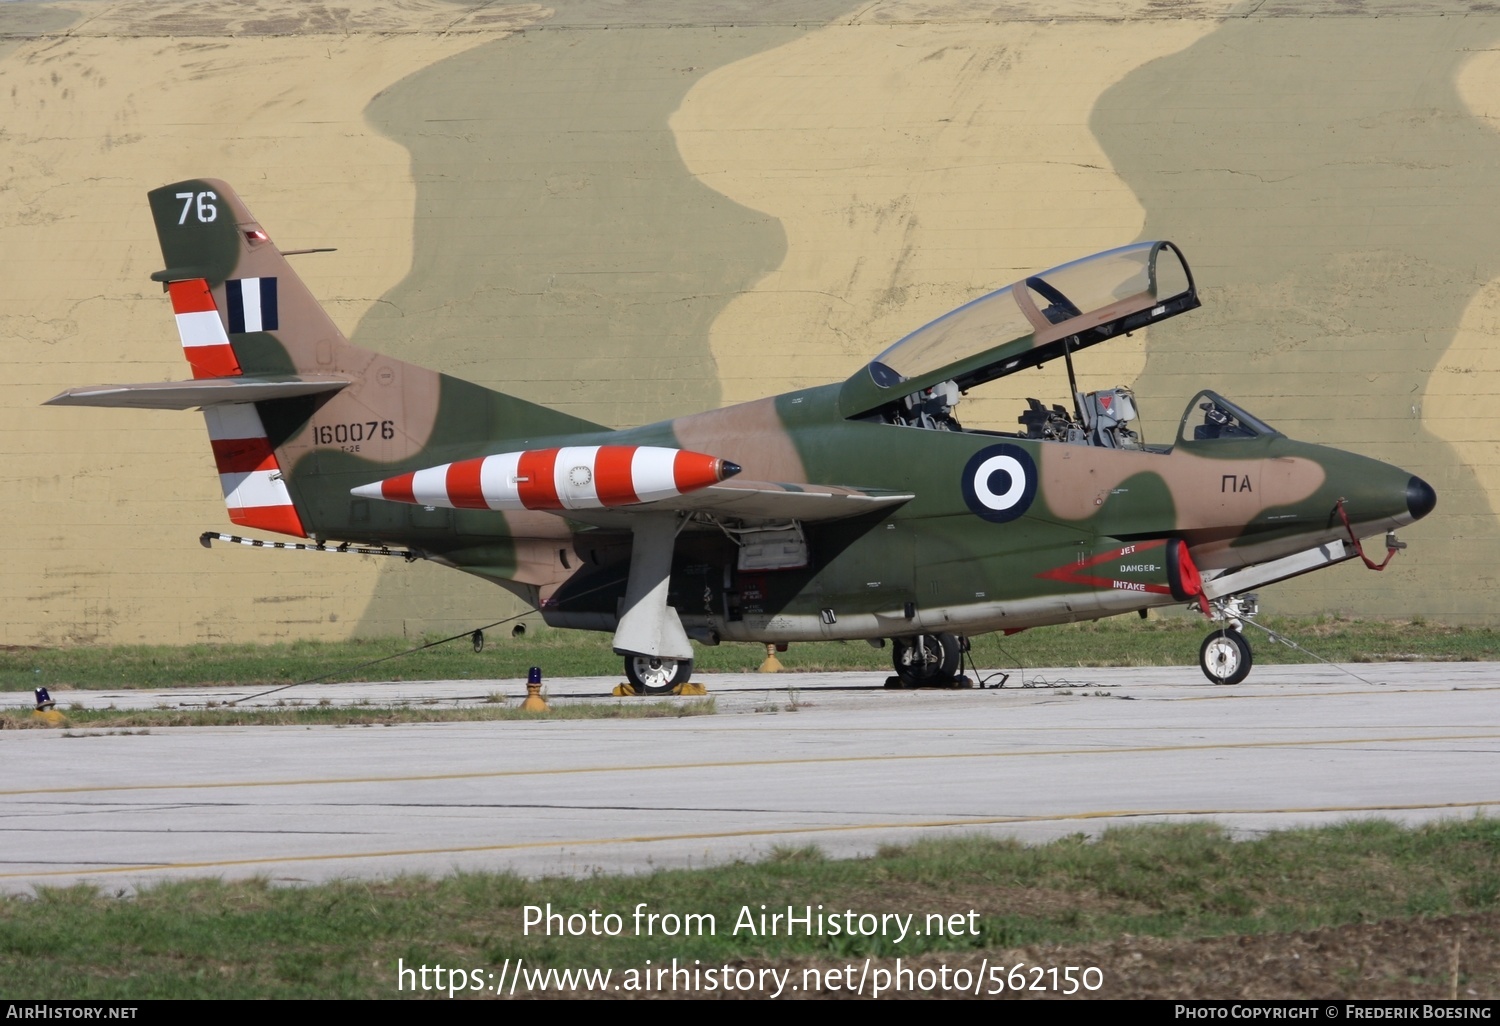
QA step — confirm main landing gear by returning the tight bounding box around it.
[1197,593,1257,685]
[623,654,694,695]
[890,632,968,687]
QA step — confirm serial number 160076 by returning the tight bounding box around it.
[314,420,395,446]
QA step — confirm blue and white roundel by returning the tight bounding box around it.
[961,443,1038,523]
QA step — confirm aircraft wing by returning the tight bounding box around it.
[555,479,914,529]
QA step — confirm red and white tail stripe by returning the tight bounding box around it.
[168,278,240,379]
[163,276,303,536]
[351,445,739,512]
[203,404,306,537]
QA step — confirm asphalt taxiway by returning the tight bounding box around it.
[2,662,1497,893]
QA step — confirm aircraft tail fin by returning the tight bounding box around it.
[146,182,323,536]
[131,178,608,540]
[148,179,369,380]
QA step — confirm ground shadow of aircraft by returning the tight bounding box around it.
[48,180,1435,690]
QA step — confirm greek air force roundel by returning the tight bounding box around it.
[961,443,1038,523]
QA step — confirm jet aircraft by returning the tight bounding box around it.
[47,179,1436,690]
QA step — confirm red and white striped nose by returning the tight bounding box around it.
[350,445,740,512]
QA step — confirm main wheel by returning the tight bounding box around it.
[891,633,962,687]
[624,655,694,695]
[1199,629,1252,686]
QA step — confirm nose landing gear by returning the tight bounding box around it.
[1198,593,1257,685]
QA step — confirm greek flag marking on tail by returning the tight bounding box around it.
[226,277,279,333]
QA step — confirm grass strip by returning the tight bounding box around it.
[0,700,715,730]
[0,818,1495,998]
[4,616,1499,692]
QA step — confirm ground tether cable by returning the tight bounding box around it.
[1235,617,1386,687]
[966,641,1103,690]
[972,620,1383,691]
[231,613,1382,706]
[229,612,533,706]
[225,578,630,706]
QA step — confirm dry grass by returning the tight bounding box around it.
[0,699,715,730]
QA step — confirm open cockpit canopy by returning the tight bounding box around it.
[841,241,1197,418]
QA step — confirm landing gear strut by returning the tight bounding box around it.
[623,655,693,695]
[891,632,965,687]
[1198,592,1258,685]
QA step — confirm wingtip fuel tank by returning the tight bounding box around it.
[351,445,740,512]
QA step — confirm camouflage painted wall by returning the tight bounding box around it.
[3,0,1494,645]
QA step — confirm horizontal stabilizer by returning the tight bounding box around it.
[43,375,351,410]
[559,479,915,527]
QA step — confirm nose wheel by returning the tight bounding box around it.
[1199,628,1252,685]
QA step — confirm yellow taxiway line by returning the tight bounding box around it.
[3,798,1495,881]
[1,732,1495,797]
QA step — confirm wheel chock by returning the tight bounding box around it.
[519,666,550,712]
[610,681,706,697]
[883,675,971,690]
[758,643,783,673]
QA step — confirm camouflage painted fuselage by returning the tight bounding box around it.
[490,389,1425,643]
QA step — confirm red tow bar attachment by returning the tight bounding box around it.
[1333,498,1401,571]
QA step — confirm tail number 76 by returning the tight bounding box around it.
[175,191,219,224]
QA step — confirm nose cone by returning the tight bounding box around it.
[719,460,742,481]
[1406,476,1437,522]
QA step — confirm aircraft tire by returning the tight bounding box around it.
[892,633,961,687]
[624,655,693,695]
[1199,629,1252,686]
